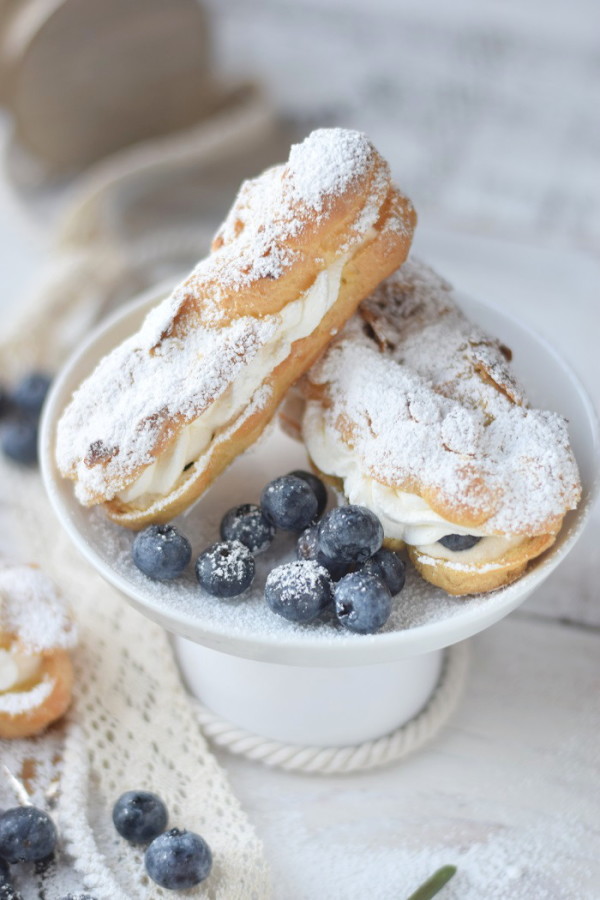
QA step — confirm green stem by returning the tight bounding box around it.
[406,865,457,900]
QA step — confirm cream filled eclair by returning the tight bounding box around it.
[55,128,416,527]
[0,564,77,738]
[297,259,581,595]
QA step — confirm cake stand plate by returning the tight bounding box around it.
[40,279,599,748]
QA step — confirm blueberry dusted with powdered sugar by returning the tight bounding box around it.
[0,807,57,863]
[195,540,255,598]
[261,475,318,531]
[0,886,22,900]
[60,894,98,899]
[112,790,168,844]
[145,829,212,890]
[296,523,320,562]
[296,524,350,581]
[363,548,406,595]
[334,571,392,634]
[438,534,482,552]
[220,503,275,554]
[318,505,383,564]
[132,525,191,581]
[265,561,333,623]
[287,469,328,516]
[0,858,12,887]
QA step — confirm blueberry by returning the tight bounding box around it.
[112,790,168,844]
[261,475,318,531]
[363,548,406,596]
[1,417,38,465]
[287,470,327,517]
[11,373,52,416]
[0,807,57,863]
[0,387,10,419]
[60,895,98,899]
[0,858,11,886]
[132,524,191,581]
[265,561,333,623]
[296,524,350,581]
[318,505,383,564]
[438,534,482,552]
[296,523,320,561]
[334,571,392,634]
[195,540,255,598]
[220,503,275,554]
[145,828,212,890]
[0,886,22,900]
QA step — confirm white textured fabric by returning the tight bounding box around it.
[0,466,271,898]
[0,84,280,380]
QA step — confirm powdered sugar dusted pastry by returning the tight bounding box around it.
[299,259,581,595]
[55,128,416,527]
[0,564,77,738]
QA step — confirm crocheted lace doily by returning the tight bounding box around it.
[0,461,271,899]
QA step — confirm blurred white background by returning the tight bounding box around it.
[206,0,600,250]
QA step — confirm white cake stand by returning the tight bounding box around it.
[40,284,599,749]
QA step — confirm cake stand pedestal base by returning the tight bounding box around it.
[174,636,457,751]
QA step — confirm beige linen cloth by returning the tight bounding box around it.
[0,89,277,899]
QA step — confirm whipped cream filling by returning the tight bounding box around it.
[119,256,349,504]
[303,405,527,565]
[0,647,42,693]
[414,535,523,565]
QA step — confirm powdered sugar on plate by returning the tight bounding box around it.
[84,472,503,647]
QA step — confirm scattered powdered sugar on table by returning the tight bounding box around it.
[0,564,77,651]
[305,257,581,535]
[270,802,594,899]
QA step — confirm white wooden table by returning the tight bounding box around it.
[1,0,599,892]
[215,233,600,900]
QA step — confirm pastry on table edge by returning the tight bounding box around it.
[0,564,76,739]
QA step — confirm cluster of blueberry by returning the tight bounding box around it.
[0,790,212,896]
[0,372,52,466]
[268,491,405,634]
[132,471,406,635]
[112,790,212,890]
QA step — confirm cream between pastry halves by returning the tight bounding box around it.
[55,129,416,527]
[293,259,581,595]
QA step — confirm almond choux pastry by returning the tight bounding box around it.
[297,259,581,595]
[55,128,416,528]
